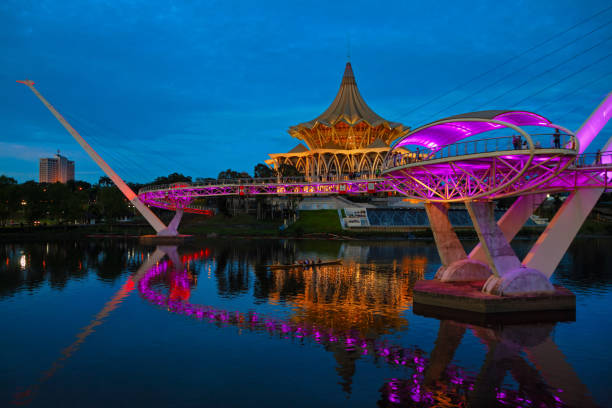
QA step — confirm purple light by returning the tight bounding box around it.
[576,92,612,154]
[137,101,612,209]
[394,111,553,150]
[494,111,551,127]
[137,252,582,407]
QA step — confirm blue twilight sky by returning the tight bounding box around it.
[1,0,611,183]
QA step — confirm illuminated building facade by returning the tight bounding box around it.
[266,63,410,180]
[39,152,75,183]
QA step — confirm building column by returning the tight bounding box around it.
[466,201,522,276]
[466,201,554,296]
[424,202,490,281]
[469,194,546,263]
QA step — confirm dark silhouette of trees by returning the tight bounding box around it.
[0,168,301,225]
[0,176,19,226]
[153,173,192,185]
[20,181,46,224]
[95,185,131,221]
[277,163,301,177]
[0,174,150,225]
[98,176,113,187]
[254,163,274,178]
[217,169,251,180]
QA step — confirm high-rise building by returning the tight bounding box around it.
[39,152,75,183]
[67,160,75,182]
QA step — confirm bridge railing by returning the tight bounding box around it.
[138,174,383,195]
[572,151,612,167]
[384,132,577,169]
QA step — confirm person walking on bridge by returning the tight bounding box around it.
[554,129,561,148]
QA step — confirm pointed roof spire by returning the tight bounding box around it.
[288,63,407,150]
[292,62,402,129]
[341,62,356,87]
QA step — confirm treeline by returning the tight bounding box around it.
[0,175,137,226]
[0,163,300,226]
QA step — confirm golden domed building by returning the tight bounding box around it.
[266,62,410,180]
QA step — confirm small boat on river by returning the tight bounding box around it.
[266,259,342,269]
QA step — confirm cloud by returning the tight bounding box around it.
[0,142,56,161]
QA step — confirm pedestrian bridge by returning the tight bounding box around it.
[137,151,612,213]
[19,79,612,299]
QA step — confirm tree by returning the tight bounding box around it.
[277,163,301,177]
[152,173,192,185]
[195,177,216,184]
[95,186,131,221]
[67,180,92,192]
[217,169,251,180]
[0,175,17,185]
[98,176,113,187]
[254,163,274,178]
[47,182,71,222]
[20,181,46,224]
[0,175,19,226]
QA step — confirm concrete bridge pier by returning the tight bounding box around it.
[469,193,546,263]
[425,202,491,282]
[465,201,554,296]
[139,207,193,244]
[157,208,184,237]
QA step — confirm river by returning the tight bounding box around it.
[1,237,611,407]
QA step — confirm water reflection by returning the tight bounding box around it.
[390,314,595,408]
[266,256,425,334]
[139,245,594,407]
[10,248,166,406]
[0,241,139,299]
[1,239,606,407]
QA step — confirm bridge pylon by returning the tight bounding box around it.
[18,80,185,238]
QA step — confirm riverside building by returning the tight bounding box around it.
[39,152,75,183]
[266,62,411,180]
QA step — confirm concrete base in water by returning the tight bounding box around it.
[413,280,575,314]
[413,302,575,325]
[435,259,492,282]
[139,234,194,245]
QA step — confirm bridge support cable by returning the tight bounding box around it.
[534,70,612,113]
[474,37,612,111]
[417,26,612,126]
[17,80,169,234]
[392,5,612,122]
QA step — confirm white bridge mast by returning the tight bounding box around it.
[18,79,175,235]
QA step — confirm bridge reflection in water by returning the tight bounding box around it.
[139,246,593,407]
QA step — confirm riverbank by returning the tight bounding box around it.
[2,210,612,241]
[0,210,612,242]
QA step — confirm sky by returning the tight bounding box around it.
[1,0,611,184]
